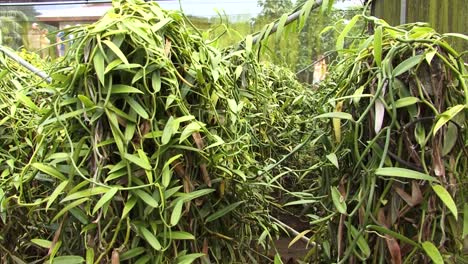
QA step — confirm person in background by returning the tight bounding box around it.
[27,23,41,52]
[56,30,65,57]
[40,29,50,59]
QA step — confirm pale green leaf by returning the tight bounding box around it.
[421,241,443,264]
[103,39,129,64]
[32,163,67,181]
[139,226,161,251]
[432,184,458,220]
[170,199,184,226]
[331,186,347,214]
[92,187,118,215]
[205,201,244,223]
[31,238,52,248]
[46,180,69,210]
[375,167,439,182]
[392,55,423,77]
[434,105,465,135]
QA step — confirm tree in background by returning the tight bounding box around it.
[256,0,293,22]
[0,10,28,49]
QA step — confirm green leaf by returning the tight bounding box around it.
[176,253,205,264]
[320,0,330,14]
[205,201,244,223]
[433,105,465,135]
[51,256,85,264]
[314,112,354,121]
[392,55,423,77]
[464,204,468,238]
[175,189,215,202]
[92,187,118,215]
[124,153,152,170]
[52,198,89,222]
[375,167,439,182]
[366,225,419,247]
[61,187,109,202]
[86,248,94,264]
[170,199,184,226]
[274,253,283,264]
[107,84,143,94]
[373,26,382,67]
[31,238,52,248]
[17,92,40,112]
[139,226,161,251]
[32,163,67,181]
[179,122,205,143]
[443,32,468,41]
[152,71,161,93]
[169,231,195,240]
[275,14,288,42]
[121,196,137,219]
[326,153,339,169]
[162,116,180,145]
[432,184,458,220]
[393,97,420,109]
[421,241,443,264]
[348,224,370,258]
[331,186,347,214]
[77,95,95,108]
[126,97,149,119]
[103,39,129,64]
[442,123,458,155]
[104,59,123,74]
[93,50,105,87]
[46,180,69,210]
[132,190,158,208]
[120,247,145,261]
[336,15,360,50]
[245,34,252,55]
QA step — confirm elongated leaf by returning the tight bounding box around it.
[86,248,94,264]
[275,14,288,42]
[31,238,52,248]
[366,225,419,247]
[46,180,69,210]
[103,40,129,64]
[464,204,468,238]
[126,97,149,119]
[392,55,423,77]
[61,187,109,202]
[393,97,420,108]
[421,241,443,264]
[314,112,354,121]
[284,199,318,206]
[331,186,347,214]
[124,153,152,170]
[107,84,143,94]
[348,224,370,258]
[274,253,283,264]
[92,187,118,215]
[162,116,180,145]
[52,198,89,222]
[373,26,382,67]
[433,105,465,135]
[175,189,215,202]
[432,184,458,220]
[169,231,195,240]
[176,253,205,264]
[170,199,184,226]
[132,190,158,208]
[326,153,339,169]
[50,256,85,264]
[375,167,439,182]
[205,201,244,223]
[179,122,205,143]
[288,229,311,248]
[121,196,137,219]
[120,247,145,261]
[336,15,360,50]
[139,226,161,251]
[32,163,67,181]
[93,50,105,86]
[17,92,40,112]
